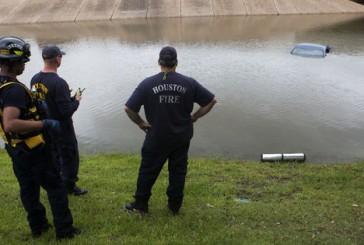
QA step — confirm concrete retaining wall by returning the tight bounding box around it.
[0,0,363,24]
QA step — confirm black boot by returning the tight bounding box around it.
[124,201,149,213]
[56,226,82,240]
[32,223,52,238]
[68,186,88,196]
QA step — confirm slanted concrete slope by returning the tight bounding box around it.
[181,0,214,17]
[148,0,180,18]
[213,0,247,16]
[40,0,87,23]
[1,0,53,24]
[274,0,300,14]
[77,0,119,21]
[244,0,278,15]
[0,0,363,24]
[0,0,25,23]
[112,0,148,19]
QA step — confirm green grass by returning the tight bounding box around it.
[0,149,363,244]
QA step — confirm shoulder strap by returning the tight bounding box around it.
[0,81,33,98]
[0,80,44,148]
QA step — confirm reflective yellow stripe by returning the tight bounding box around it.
[24,134,45,148]
[8,133,44,149]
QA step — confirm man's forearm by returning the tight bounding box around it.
[125,106,152,132]
[125,107,144,126]
[191,97,217,122]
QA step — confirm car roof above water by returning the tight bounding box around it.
[291,43,330,58]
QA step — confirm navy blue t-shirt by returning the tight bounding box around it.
[126,72,214,147]
[30,72,79,122]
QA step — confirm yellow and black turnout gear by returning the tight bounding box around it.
[0,79,45,149]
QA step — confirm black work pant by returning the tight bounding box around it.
[6,144,74,236]
[134,140,190,210]
[58,121,80,190]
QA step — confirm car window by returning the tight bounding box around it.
[291,47,325,57]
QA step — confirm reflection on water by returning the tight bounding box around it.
[1,14,364,162]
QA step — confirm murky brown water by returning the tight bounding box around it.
[1,14,364,162]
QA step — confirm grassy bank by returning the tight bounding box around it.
[0,150,363,244]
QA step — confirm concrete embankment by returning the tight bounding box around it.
[0,0,363,24]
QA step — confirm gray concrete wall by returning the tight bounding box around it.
[0,0,363,24]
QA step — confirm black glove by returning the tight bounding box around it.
[36,99,49,118]
[37,99,48,111]
[42,119,60,134]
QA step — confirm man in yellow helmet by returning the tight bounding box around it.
[0,36,81,240]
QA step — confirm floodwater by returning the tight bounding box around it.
[1,14,364,162]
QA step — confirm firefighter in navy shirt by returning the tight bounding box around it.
[30,45,87,196]
[0,36,81,240]
[124,46,216,214]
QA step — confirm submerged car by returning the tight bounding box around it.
[291,43,331,58]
